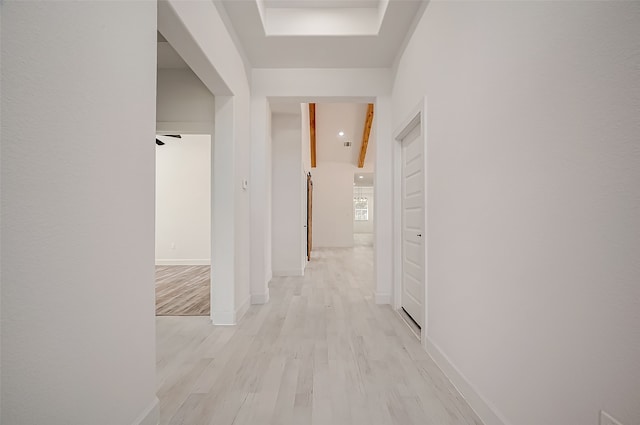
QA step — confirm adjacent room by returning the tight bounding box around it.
[155,32,214,317]
[155,133,211,316]
[353,172,374,247]
[310,102,375,250]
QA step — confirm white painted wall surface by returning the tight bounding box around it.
[272,114,305,276]
[265,103,273,283]
[156,135,211,264]
[301,104,311,271]
[353,187,374,234]
[1,2,158,424]
[393,2,640,425]
[252,68,391,99]
[0,4,3,416]
[301,104,312,173]
[312,162,355,248]
[373,95,394,304]
[250,97,273,304]
[0,3,4,417]
[156,68,215,126]
[301,167,309,272]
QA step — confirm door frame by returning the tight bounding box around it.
[306,172,313,261]
[159,1,241,325]
[393,97,428,346]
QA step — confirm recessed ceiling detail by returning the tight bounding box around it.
[265,0,379,8]
[217,0,425,68]
[256,0,389,36]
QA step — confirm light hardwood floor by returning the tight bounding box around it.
[156,265,210,316]
[156,244,483,425]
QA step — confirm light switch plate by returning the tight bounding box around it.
[600,411,623,425]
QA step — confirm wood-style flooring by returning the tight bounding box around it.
[156,265,210,316]
[156,245,483,425]
[354,232,373,247]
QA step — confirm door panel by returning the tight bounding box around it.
[401,124,424,328]
[405,173,422,198]
[404,241,422,267]
[404,209,422,230]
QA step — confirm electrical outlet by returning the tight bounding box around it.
[170,242,176,250]
[600,411,623,425]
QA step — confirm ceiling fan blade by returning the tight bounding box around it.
[156,139,165,145]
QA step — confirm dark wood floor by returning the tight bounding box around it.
[155,265,210,316]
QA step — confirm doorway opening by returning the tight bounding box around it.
[154,29,215,318]
[353,172,374,247]
[270,100,377,299]
[306,172,313,261]
[155,134,211,316]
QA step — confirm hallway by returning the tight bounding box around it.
[156,244,483,425]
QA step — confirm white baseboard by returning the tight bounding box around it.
[236,296,250,322]
[425,337,508,425]
[375,292,392,304]
[211,296,251,325]
[131,397,159,425]
[272,268,304,277]
[155,259,210,266]
[251,288,270,305]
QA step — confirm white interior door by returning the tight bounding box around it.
[401,124,424,327]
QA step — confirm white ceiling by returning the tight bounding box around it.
[316,103,375,169]
[216,0,426,68]
[265,0,379,8]
[269,101,375,169]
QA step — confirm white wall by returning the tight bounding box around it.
[393,3,640,425]
[271,114,305,276]
[301,104,311,174]
[252,68,391,99]
[301,104,311,270]
[1,2,158,424]
[265,103,273,283]
[155,65,213,265]
[0,4,3,417]
[312,162,355,248]
[353,186,374,234]
[250,97,273,303]
[156,68,215,127]
[156,135,211,265]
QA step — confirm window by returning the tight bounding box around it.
[354,198,368,221]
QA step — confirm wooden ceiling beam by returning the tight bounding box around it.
[358,103,374,168]
[309,103,317,168]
